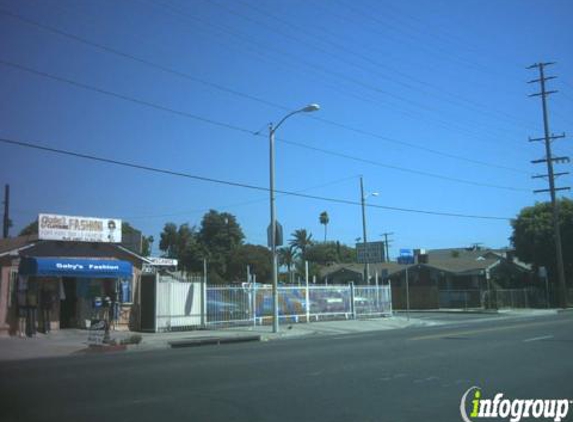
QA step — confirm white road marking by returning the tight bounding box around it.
[523,335,554,342]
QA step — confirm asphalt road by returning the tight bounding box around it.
[1,312,572,422]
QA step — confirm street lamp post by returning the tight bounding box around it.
[359,176,378,285]
[269,103,320,334]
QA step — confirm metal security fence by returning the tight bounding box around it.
[437,288,548,310]
[147,278,393,331]
[207,286,251,326]
[494,289,531,309]
[354,286,393,317]
[206,284,392,326]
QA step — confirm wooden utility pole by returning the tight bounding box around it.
[527,62,570,308]
[2,184,9,239]
[380,232,394,262]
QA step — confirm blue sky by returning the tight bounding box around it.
[0,0,572,257]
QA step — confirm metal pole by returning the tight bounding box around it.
[545,275,550,308]
[485,269,491,310]
[405,266,410,321]
[375,271,379,310]
[350,282,356,319]
[201,258,207,327]
[305,260,310,323]
[269,124,280,333]
[360,176,370,284]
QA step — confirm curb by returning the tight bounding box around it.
[169,335,261,348]
[74,344,128,355]
[394,309,499,315]
[557,308,573,313]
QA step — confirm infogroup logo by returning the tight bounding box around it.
[460,387,571,422]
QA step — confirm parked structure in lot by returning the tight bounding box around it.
[320,247,538,309]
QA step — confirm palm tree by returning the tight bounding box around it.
[278,246,296,283]
[289,229,313,260]
[319,211,329,242]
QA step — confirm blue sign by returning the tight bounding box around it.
[399,249,413,257]
[19,257,133,279]
[398,249,415,265]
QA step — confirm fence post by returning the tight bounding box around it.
[388,280,393,315]
[511,290,514,308]
[350,282,356,319]
[201,259,207,328]
[524,289,529,309]
[252,276,257,327]
[405,266,410,321]
[375,272,380,311]
[305,261,310,323]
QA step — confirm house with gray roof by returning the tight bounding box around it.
[319,246,535,309]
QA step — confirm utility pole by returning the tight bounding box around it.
[380,232,394,262]
[527,62,570,308]
[360,176,369,284]
[2,184,9,239]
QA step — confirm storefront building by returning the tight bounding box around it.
[0,214,150,336]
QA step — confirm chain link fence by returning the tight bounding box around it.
[439,290,483,309]
[438,288,548,310]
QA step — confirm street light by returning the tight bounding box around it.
[269,103,320,333]
[360,176,378,284]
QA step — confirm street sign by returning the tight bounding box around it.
[267,222,284,247]
[397,249,415,265]
[356,241,386,263]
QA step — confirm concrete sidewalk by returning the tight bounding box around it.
[0,309,559,362]
[0,316,430,361]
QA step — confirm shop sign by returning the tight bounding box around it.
[87,320,106,346]
[147,257,178,267]
[38,213,122,243]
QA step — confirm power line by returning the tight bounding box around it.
[226,0,535,134]
[0,8,531,175]
[0,59,530,192]
[134,0,534,150]
[0,136,512,221]
[120,175,359,220]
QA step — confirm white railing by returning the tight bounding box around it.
[153,280,393,331]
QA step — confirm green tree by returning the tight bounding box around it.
[143,235,154,256]
[198,210,245,280]
[19,219,38,236]
[227,244,272,283]
[319,211,329,242]
[289,229,313,259]
[278,245,297,283]
[511,199,573,282]
[336,241,356,263]
[304,241,356,266]
[304,242,338,266]
[158,223,202,272]
[159,222,179,258]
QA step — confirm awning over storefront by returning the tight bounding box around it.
[18,257,133,279]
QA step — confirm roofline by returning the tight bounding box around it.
[0,243,37,258]
[115,245,152,263]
